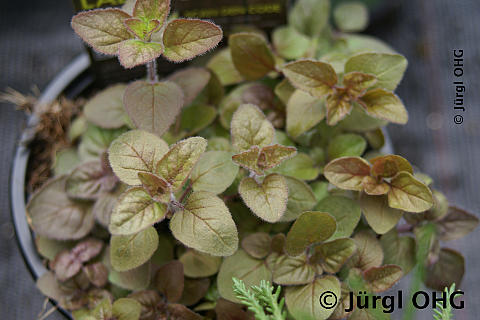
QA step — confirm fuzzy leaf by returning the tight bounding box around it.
[272,253,320,285]
[334,2,369,32]
[207,48,244,86]
[26,177,94,240]
[79,125,127,161]
[285,275,340,320]
[154,260,184,303]
[272,26,311,60]
[93,187,124,227]
[388,171,433,213]
[179,250,222,278]
[315,196,362,240]
[282,60,337,98]
[343,72,377,98]
[425,248,465,291]
[118,40,163,69]
[124,80,184,136]
[281,176,317,221]
[323,156,371,191]
[112,298,142,320]
[163,19,222,62]
[191,151,239,195]
[380,229,416,275]
[124,18,160,40]
[109,187,167,235]
[230,104,275,152]
[362,176,390,195]
[239,174,288,223]
[288,0,330,37]
[273,153,319,181]
[217,250,272,303]
[345,53,408,91]
[111,226,159,272]
[364,265,403,293]
[229,33,275,80]
[359,89,408,124]
[170,191,238,256]
[286,90,325,138]
[168,67,211,106]
[360,194,403,234]
[84,84,127,129]
[66,161,117,200]
[328,133,367,159]
[326,89,352,125]
[258,144,297,170]
[313,238,357,273]
[241,232,271,259]
[108,130,169,186]
[348,231,383,271]
[50,251,83,281]
[156,137,207,191]
[71,9,133,55]
[180,105,217,135]
[232,146,263,175]
[134,0,170,23]
[437,206,479,241]
[285,211,336,256]
[109,263,151,291]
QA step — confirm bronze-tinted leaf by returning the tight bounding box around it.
[363,265,403,292]
[232,146,263,175]
[370,154,413,178]
[179,249,222,278]
[215,298,253,320]
[359,89,408,124]
[360,194,403,235]
[282,60,337,98]
[347,231,383,271]
[388,172,433,213]
[436,206,479,241]
[326,89,352,125]
[134,0,170,23]
[118,39,164,69]
[84,262,109,288]
[272,253,319,285]
[425,248,465,291]
[323,156,371,191]
[257,144,297,170]
[343,72,377,98]
[168,67,211,106]
[66,160,117,200]
[241,232,271,259]
[362,176,390,196]
[380,229,416,275]
[84,84,127,129]
[180,278,210,306]
[313,238,357,273]
[154,260,184,303]
[167,303,203,320]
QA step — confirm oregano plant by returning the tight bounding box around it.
[18,0,478,319]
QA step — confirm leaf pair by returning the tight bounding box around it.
[324,155,434,213]
[282,53,408,126]
[71,0,222,68]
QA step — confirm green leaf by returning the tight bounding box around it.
[112,298,142,320]
[26,177,94,240]
[258,144,297,170]
[84,84,127,129]
[360,194,403,235]
[380,229,416,275]
[282,60,337,98]
[272,152,319,181]
[285,275,340,320]
[108,130,169,186]
[170,191,238,256]
[285,211,336,256]
[229,33,275,80]
[286,90,325,138]
[156,136,207,191]
[118,40,163,69]
[281,176,317,221]
[93,298,113,319]
[359,89,408,124]
[325,89,352,126]
[334,2,369,32]
[232,146,263,175]
[345,53,407,91]
[191,151,239,195]
[79,125,127,161]
[363,265,403,293]
[370,154,413,178]
[163,19,223,62]
[217,250,272,303]
[436,206,479,241]
[310,181,329,202]
[180,104,217,135]
[109,187,167,235]
[133,0,170,23]
[337,104,387,132]
[109,262,151,291]
[347,231,383,271]
[313,238,357,273]
[239,174,288,223]
[230,104,275,152]
[272,253,320,285]
[388,171,434,213]
[168,67,211,106]
[328,133,367,159]
[241,232,271,259]
[124,18,161,40]
[365,128,385,150]
[275,79,296,105]
[124,81,184,137]
[71,9,133,55]
[288,0,330,37]
[272,26,311,60]
[154,260,184,303]
[179,249,222,278]
[35,237,75,261]
[425,248,465,291]
[207,48,244,86]
[323,156,371,191]
[111,226,159,272]
[315,195,362,240]
[54,148,81,176]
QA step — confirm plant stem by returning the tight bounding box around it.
[147,60,158,83]
[179,184,193,204]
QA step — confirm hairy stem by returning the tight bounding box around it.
[147,60,158,83]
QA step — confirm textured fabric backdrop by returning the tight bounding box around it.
[1,1,478,319]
